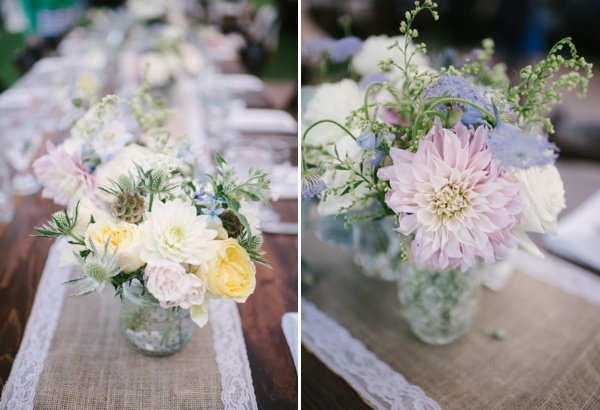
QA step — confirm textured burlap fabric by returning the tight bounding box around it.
[33,285,224,410]
[303,236,600,410]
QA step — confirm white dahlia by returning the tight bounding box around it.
[140,198,218,265]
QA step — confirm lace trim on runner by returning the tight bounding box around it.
[301,298,443,410]
[1,241,258,410]
[210,299,259,410]
[515,251,600,306]
[0,240,71,410]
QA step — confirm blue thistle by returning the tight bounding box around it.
[330,37,363,62]
[488,106,558,169]
[302,169,327,201]
[302,37,336,60]
[423,75,490,112]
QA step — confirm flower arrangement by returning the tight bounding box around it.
[34,80,270,330]
[123,24,204,89]
[302,0,592,271]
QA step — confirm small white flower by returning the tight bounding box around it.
[91,121,134,162]
[140,198,218,265]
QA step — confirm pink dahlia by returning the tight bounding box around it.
[378,120,524,271]
[33,141,97,207]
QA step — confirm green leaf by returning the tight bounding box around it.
[214,150,226,167]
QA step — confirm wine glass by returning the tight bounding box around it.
[2,113,43,196]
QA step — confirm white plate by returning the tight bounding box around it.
[227,109,297,134]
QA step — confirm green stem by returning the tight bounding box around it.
[302,119,357,143]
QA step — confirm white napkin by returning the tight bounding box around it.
[543,189,600,270]
[210,74,264,93]
[271,164,298,200]
[281,313,298,372]
[227,109,297,134]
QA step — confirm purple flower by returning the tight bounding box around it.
[302,37,336,60]
[330,37,363,62]
[461,105,488,127]
[357,126,395,167]
[488,106,558,169]
[423,75,490,112]
[356,127,378,151]
[302,169,327,201]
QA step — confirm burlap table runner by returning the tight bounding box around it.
[302,235,600,410]
[32,284,224,410]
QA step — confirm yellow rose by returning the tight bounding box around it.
[85,219,144,273]
[206,239,256,302]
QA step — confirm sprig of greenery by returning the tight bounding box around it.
[508,37,593,132]
[238,229,270,267]
[35,201,85,246]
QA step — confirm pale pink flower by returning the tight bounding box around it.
[33,141,97,207]
[378,119,524,271]
[145,263,207,309]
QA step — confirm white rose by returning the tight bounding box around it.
[352,35,430,78]
[317,134,375,216]
[302,79,363,146]
[511,164,566,257]
[145,263,207,309]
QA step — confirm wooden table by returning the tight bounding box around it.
[300,157,600,409]
[0,61,298,409]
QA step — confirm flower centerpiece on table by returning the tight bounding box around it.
[301,1,592,344]
[121,24,204,92]
[33,80,270,354]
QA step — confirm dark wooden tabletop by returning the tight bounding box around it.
[0,62,298,409]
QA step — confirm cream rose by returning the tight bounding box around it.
[510,164,566,257]
[145,263,207,309]
[85,219,144,273]
[205,239,256,302]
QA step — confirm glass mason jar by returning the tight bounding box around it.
[397,260,483,345]
[352,216,404,281]
[121,280,196,356]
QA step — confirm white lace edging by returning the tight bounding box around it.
[301,299,442,410]
[209,299,259,410]
[0,240,71,410]
[515,250,600,306]
[1,241,258,410]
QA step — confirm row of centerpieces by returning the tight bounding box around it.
[33,40,271,354]
[301,1,592,344]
